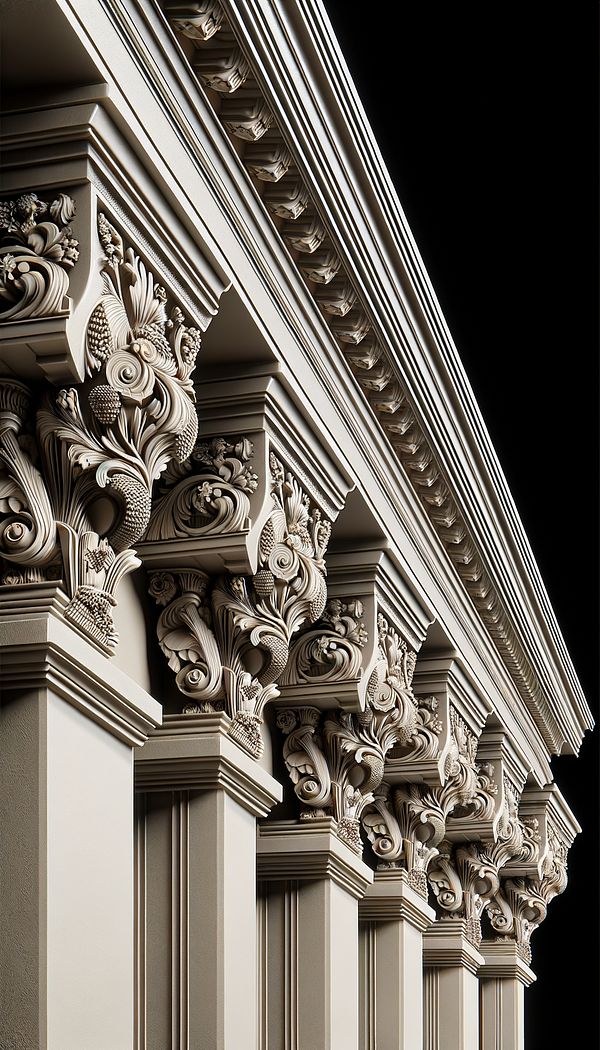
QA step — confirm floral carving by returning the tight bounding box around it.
[278,621,427,854]
[0,192,78,321]
[361,705,484,892]
[367,614,417,741]
[0,212,202,651]
[146,435,258,541]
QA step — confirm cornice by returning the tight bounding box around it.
[134,712,282,816]
[151,0,592,757]
[0,583,161,746]
[23,2,582,782]
[257,817,374,899]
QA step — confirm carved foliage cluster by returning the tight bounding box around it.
[361,707,484,896]
[280,596,368,686]
[149,453,331,758]
[424,776,543,946]
[0,210,200,650]
[0,192,79,322]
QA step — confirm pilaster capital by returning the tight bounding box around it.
[483,791,577,965]
[134,712,282,817]
[0,583,161,746]
[359,868,436,929]
[0,203,215,655]
[478,939,536,987]
[422,917,485,974]
[256,818,374,899]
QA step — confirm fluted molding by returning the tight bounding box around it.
[0,209,209,653]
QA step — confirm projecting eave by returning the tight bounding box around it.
[159,0,592,755]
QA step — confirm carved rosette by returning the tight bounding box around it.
[0,209,202,651]
[146,435,259,541]
[150,454,331,759]
[0,192,79,322]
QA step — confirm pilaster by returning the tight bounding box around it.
[359,869,435,1050]
[134,713,281,1050]
[479,940,536,1050]
[0,587,161,1050]
[257,818,373,1050]
[423,917,485,1050]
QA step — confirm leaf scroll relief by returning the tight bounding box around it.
[145,435,259,541]
[280,597,368,686]
[149,454,332,759]
[0,192,79,322]
[484,824,568,964]
[0,210,202,651]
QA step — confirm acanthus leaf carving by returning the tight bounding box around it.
[484,823,569,964]
[280,596,368,686]
[278,620,429,855]
[0,192,79,322]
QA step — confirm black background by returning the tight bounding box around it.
[323,2,599,1043]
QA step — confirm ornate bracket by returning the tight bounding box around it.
[277,620,432,854]
[150,453,331,758]
[0,210,204,651]
[484,797,575,964]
